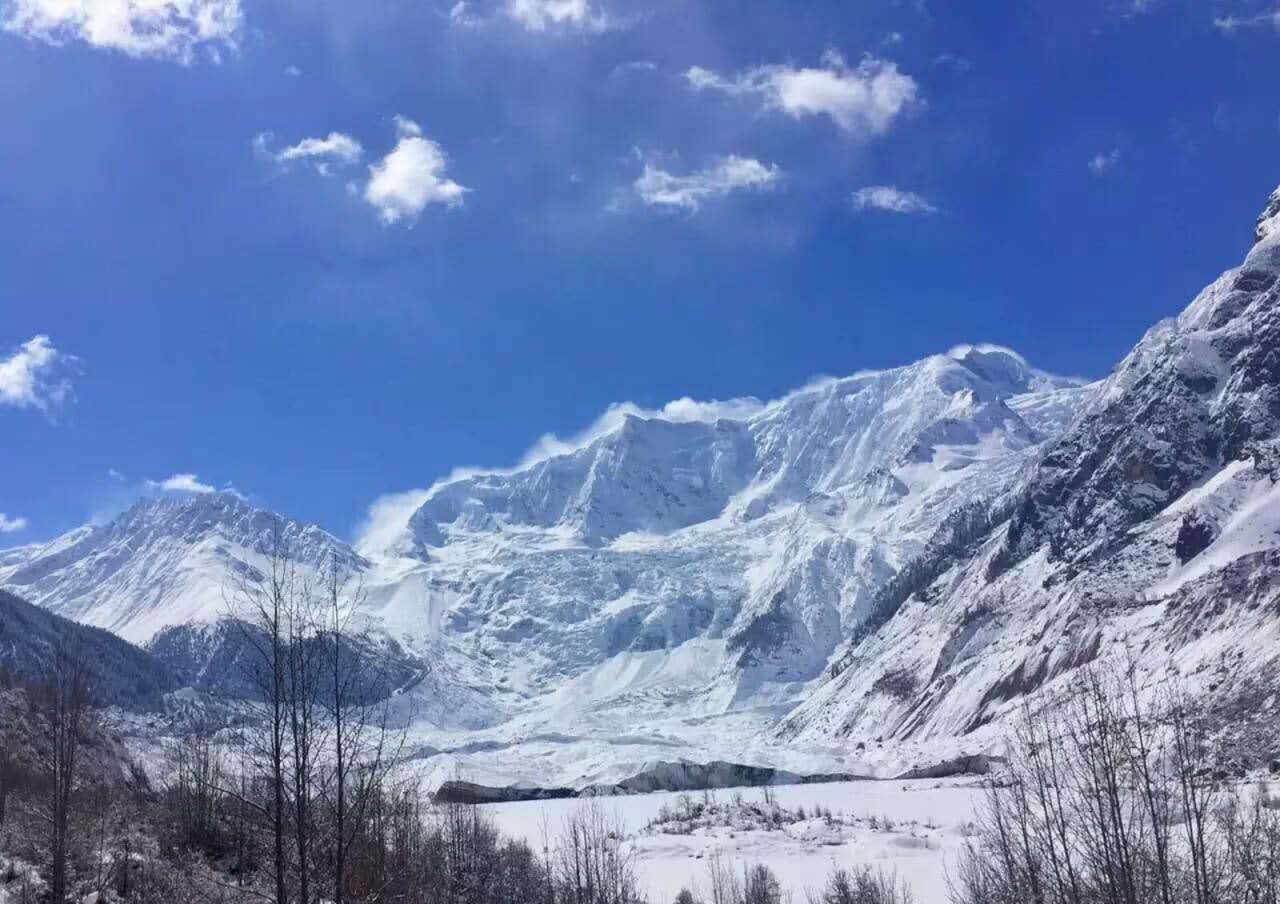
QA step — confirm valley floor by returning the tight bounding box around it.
[482,778,987,904]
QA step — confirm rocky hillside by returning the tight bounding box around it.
[0,588,175,709]
[781,182,1280,770]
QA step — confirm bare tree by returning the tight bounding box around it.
[808,865,912,904]
[165,730,226,850]
[34,645,92,904]
[228,518,305,904]
[555,800,641,904]
[951,664,1280,904]
[316,553,402,904]
[0,720,14,827]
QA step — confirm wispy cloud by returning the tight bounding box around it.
[1213,9,1280,32]
[852,185,938,215]
[0,512,27,534]
[448,0,483,27]
[146,473,217,494]
[254,131,364,175]
[632,156,781,212]
[686,51,920,138]
[363,116,468,225]
[611,59,657,77]
[0,335,77,416]
[931,53,971,75]
[506,0,609,31]
[1,0,242,63]
[1088,147,1122,175]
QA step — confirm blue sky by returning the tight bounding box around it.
[2,0,1279,543]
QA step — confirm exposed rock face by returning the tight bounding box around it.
[998,224,1280,573]
[432,759,873,803]
[1258,186,1280,244]
[432,781,577,804]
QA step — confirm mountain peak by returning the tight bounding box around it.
[1256,184,1280,245]
[944,343,1084,395]
[0,490,364,642]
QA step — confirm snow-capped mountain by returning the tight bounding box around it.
[12,184,1277,786]
[336,343,1093,779]
[0,341,1089,782]
[781,183,1280,769]
[0,492,365,643]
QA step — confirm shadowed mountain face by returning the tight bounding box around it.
[0,588,176,709]
[147,617,429,704]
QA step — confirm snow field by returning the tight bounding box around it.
[483,779,985,903]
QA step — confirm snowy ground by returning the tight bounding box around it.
[483,778,986,904]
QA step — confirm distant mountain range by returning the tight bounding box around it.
[4,182,1279,787]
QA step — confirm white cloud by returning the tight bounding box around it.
[0,334,76,414]
[633,155,781,211]
[1088,148,1122,175]
[364,118,468,224]
[147,472,217,493]
[284,64,302,77]
[519,396,769,465]
[255,131,364,175]
[393,115,422,138]
[852,185,938,215]
[255,117,467,226]
[506,0,607,31]
[0,512,28,534]
[448,0,484,26]
[354,488,433,557]
[686,51,919,137]
[1213,10,1280,32]
[2,0,241,62]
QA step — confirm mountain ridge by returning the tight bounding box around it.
[5,184,1280,787]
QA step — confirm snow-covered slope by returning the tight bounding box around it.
[782,183,1280,770]
[0,492,365,643]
